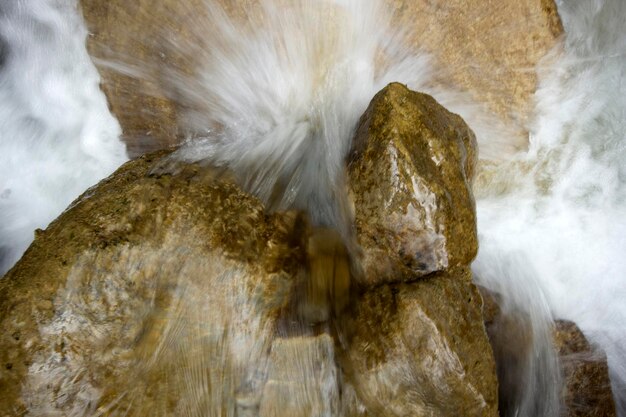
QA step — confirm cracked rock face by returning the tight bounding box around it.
[0,85,496,416]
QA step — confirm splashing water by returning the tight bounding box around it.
[0,0,127,275]
[1,0,626,415]
[159,0,440,240]
[474,0,626,414]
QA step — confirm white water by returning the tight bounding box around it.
[162,0,454,241]
[474,0,626,414]
[0,0,625,415]
[0,0,127,275]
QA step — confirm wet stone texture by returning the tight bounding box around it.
[480,287,617,417]
[349,83,478,287]
[554,320,617,417]
[385,0,563,152]
[0,85,497,416]
[340,268,497,417]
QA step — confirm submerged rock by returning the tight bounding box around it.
[0,85,496,416]
[480,287,616,417]
[554,320,616,417]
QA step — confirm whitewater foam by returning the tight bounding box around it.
[0,0,127,274]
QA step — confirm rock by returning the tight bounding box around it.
[349,83,477,287]
[479,287,616,417]
[80,0,562,157]
[259,334,339,417]
[554,320,616,417]
[79,1,201,155]
[0,152,308,416]
[385,0,563,152]
[340,267,498,417]
[0,85,497,415]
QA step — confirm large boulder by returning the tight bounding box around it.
[386,0,563,151]
[0,85,497,416]
[340,268,497,416]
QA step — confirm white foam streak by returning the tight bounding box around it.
[0,0,127,274]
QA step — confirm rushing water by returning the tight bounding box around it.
[474,0,626,413]
[0,0,128,275]
[0,0,625,415]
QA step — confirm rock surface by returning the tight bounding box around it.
[340,268,497,417]
[349,83,477,287]
[554,320,616,417]
[386,0,563,151]
[79,0,562,156]
[480,287,616,417]
[0,86,497,416]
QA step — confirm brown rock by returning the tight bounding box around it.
[340,267,498,417]
[349,83,478,287]
[259,334,339,417]
[0,84,498,415]
[385,0,563,151]
[479,287,616,417]
[0,152,307,415]
[554,320,616,417]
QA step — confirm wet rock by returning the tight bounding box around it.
[341,267,498,417]
[0,85,497,415]
[349,83,477,287]
[480,287,616,417]
[0,152,307,416]
[386,0,563,152]
[259,334,339,417]
[554,320,616,417]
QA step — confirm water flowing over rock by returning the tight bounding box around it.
[554,320,617,417]
[79,0,561,156]
[0,85,496,416]
[387,0,563,148]
[480,287,617,417]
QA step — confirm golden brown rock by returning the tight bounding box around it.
[349,83,477,287]
[0,84,498,415]
[385,0,563,150]
[340,268,498,417]
[259,334,339,417]
[0,152,308,416]
[554,320,616,417]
